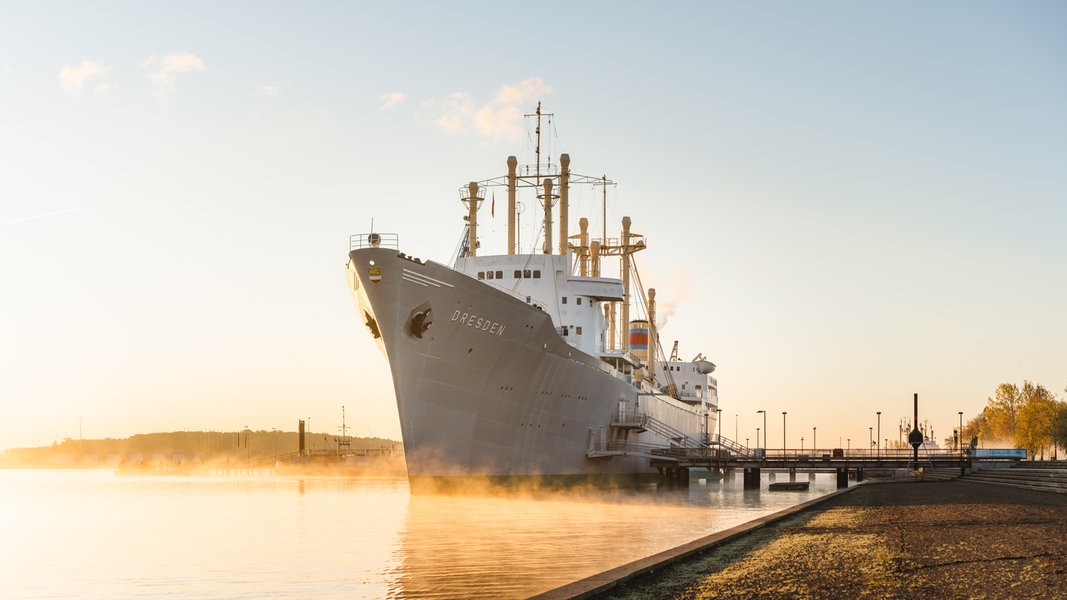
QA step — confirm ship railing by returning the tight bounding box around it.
[587,439,683,458]
[709,434,756,458]
[350,233,399,251]
[642,414,704,450]
[611,413,648,428]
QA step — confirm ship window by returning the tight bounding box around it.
[561,297,567,304]
[496,270,503,279]
[487,271,494,280]
[478,272,485,280]
[533,270,541,278]
[524,269,531,278]
[576,298,582,306]
[576,326,583,335]
[514,270,522,278]
[561,326,569,336]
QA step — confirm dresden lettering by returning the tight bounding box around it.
[451,310,506,336]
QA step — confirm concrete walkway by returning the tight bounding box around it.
[546,480,1067,599]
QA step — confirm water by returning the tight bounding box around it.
[1,469,840,598]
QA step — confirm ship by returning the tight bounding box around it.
[346,105,720,488]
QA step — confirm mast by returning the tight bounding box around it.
[648,288,657,385]
[541,178,554,254]
[559,154,570,255]
[507,156,517,254]
[535,103,548,255]
[602,175,607,244]
[578,218,590,276]
[621,216,632,352]
[462,181,481,257]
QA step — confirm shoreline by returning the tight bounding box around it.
[536,479,1067,599]
[531,483,858,599]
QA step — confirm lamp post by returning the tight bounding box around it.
[735,413,738,441]
[813,426,817,454]
[757,410,766,449]
[958,411,964,453]
[801,437,805,451]
[869,427,873,456]
[877,411,881,458]
[782,411,787,454]
[756,427,760,451]
[717,408,723,443]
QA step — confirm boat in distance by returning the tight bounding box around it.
[346,105,721,488]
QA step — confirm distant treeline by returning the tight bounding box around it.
[0,430,401,468]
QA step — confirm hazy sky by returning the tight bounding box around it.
[2,2,1064,452]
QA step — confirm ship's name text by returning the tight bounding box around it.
[451,310,506,336]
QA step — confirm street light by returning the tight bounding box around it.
[717,408,723,443]
[782,411,787,454]
[959,411,964,452]
[813,426,817,454]
[801,436,805,451]
[756,427,760,451]
[877,411,881,458]
[869,427,873,456]
[757,410,766,449]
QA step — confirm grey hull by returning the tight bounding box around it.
[348,247,704,481]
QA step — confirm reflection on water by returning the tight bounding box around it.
[0,470,839,599]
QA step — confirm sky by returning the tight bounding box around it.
[2,1,1065,452]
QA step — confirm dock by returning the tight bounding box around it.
[587,414,1022,488]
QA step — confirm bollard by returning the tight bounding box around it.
[836,467,849,489]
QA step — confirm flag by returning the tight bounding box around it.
[491,193,495,218]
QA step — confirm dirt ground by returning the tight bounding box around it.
[594,480,1067,599]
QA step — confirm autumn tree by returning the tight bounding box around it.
[964,412,987,447]
[1054,400,1067,459]
[1014,382,1062,458]
[978,383,1025,444]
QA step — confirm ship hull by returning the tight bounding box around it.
[347,248,704,486]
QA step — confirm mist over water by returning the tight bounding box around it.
[2,470,840,598]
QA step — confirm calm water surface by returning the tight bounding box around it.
[1,469,840,598]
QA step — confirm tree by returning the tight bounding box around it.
[1054,403,1067,459]
[980,383,1024,444]
[964,412,987,446]
[1014,382,1060,458]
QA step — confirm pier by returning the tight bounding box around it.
[587,413,1022,488]
[648,444,1014,489]
[589,400,1025,488]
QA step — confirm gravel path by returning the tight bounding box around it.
[593,480,1067,600]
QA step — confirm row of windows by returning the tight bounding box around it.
[560,326,583,336]
[477,269,542,280]
[560,297,583,305]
